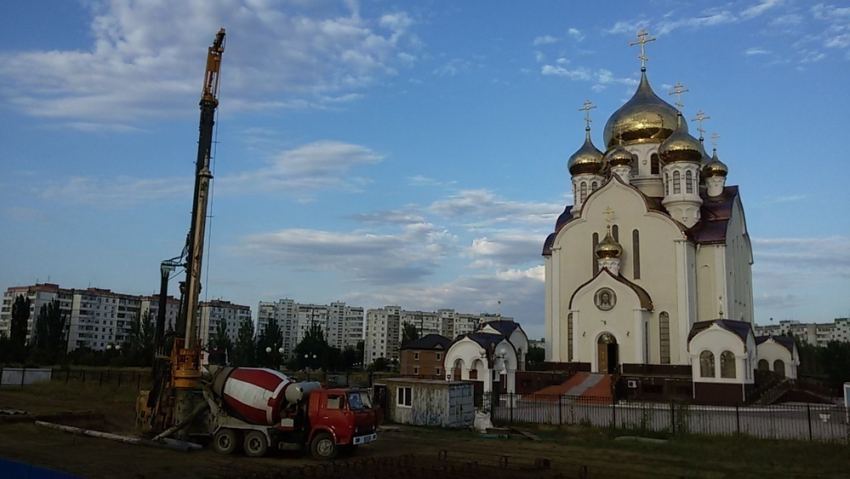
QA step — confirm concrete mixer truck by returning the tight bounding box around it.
[203,367,379,460]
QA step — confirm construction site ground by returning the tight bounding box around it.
[1,381,848,479]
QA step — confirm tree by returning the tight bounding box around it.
[231,316,256,367]
[30,299,67,364]
[293,323,332,371]
[256,316,283,368]
[208,317,233,365]
[124,310,155,367]
[401,323,420,347]
[9,294,31,362]
[526,344,546,370]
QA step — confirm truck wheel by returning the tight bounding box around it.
[213,428,240,455]
[310,432,338,461]
[243,430,269,457]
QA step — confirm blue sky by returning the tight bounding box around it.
[1,0,848,340]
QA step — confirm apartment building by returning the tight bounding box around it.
[257,299,365,360]
[198,300,251,347]
[364,305,514,365]
[754,318,850,347]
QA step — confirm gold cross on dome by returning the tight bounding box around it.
[711,132,720,150]
[668,82,689,111]
[690,110,710,140]
[578,99,596,129]
[630,29,656,71]
[603,206,615,225]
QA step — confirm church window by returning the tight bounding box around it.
[720,351,736,378]
[664,173,669,195]
[591,181,598,191]
[773,359,786,377]
[580,182,588,203]
[659,312,670,364]
[630,157,639,177]
[757,359,769,371]
[651,154,660,174]
[612,225,619,242]
[632,229,641,279]
[592,233,599,275]
[567,313,573,361]
[673,171,681,194]
[686,171,694,194]
[699,351,715,378]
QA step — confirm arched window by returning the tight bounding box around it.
[592,233,599,275]
[700,351,715,378]
[612,224,619,242]
[773,359,786,378]
[757,359,769,371]
[685,170,694,193]
[630,157,639,177]
[664,173,669,195]
[580,182,588,203]
[659,312,670,364]
[651,154,660,174]
[632,229,641,279]
[567,313,574,361]
[591,181,598,191]
[720,351,736,378]
[673,171,681,194]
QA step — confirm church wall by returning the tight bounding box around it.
[572,277,643,370]
[756,341,798,379]
[696,245,727,321]
[725,197,754,323]
[625,143,664,197]
[544,255,553,361]
[554,181,686,366]
[689,327,754,386]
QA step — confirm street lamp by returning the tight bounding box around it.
[265,344,285,370]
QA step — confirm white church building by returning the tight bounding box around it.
[542,31,796,404]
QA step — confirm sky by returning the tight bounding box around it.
[0,0,848,341]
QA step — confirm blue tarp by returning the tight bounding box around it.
[0,458,85,479]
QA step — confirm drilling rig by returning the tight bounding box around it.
[138,28,226,440]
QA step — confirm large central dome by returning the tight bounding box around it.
[603,71,678,149]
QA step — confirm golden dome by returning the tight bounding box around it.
[568,127,604,176]
[703,148,728,177]
[595,228,623,259]
[603,71,679,149]
[658,114,705,163]
[604,137,634,168]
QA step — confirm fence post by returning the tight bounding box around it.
[807,404,813,441]
[66,369,70,382]
[559,395,563,425]
[510,393,514,424]
[21,367,26,386]
[137,373,142,390]
[670,402,675,435]
[118,372,122,387]
[99,371,104,385]
[612,401,616,429]
[82,370,86,383]
[736,405,740,435]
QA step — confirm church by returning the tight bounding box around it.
[541,31,797,404]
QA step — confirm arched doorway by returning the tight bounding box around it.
[452,358,464,381]
[773,359,786,378]
[597,333,618,374]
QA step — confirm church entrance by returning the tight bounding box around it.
[597,333,618,374]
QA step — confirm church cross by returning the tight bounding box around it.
[711,132,720,150]
[578,99,596,130]
[630,29,656,71]
[668,82,689,111]
[603,206,614,225]
[690,110,710,141]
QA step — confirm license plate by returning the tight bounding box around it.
[353,433,377,445]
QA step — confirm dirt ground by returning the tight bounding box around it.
[2,382,849,479]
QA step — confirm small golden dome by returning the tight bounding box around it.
[604,137,634,168]
[658,114,705,163]
[568,128,604,176]
[603,71,679,149]
[595,229,623,259]
[703,148,728,177]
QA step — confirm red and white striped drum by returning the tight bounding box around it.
[212,367,293,425]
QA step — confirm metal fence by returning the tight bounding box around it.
[494,393,850,443]
[0,367,52,386]
[48,368,153,388]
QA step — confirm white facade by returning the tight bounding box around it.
[754,318,850,347]
[198,300,251,347]
[443,320,529,395]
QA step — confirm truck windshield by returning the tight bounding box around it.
[346,391,372,410]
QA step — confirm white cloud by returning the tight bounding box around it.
[220,140,384,198]
[0,0,420,123]
[744,47,771,55]
[38,176,190,208]
[533,35,559,46]
[432,58,472,77]
[741,0,784,20]
[541,65,637,91]
[753,237,850,286]
[466,233,546,269]
[605,19,650,35]
[567,28,585,41]
[428,189,561,226]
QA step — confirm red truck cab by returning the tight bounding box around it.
[304,388,379,460]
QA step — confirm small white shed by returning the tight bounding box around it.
[384,378,474,428]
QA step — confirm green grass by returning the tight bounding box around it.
[0,380,141,414]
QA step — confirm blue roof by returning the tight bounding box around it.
[401,333,452,350]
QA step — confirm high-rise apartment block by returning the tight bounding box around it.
[257,299,364,360]
[364,305,513,364]
[754,318,850,347]
[199,300,251,346]
[1,283,250,352]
